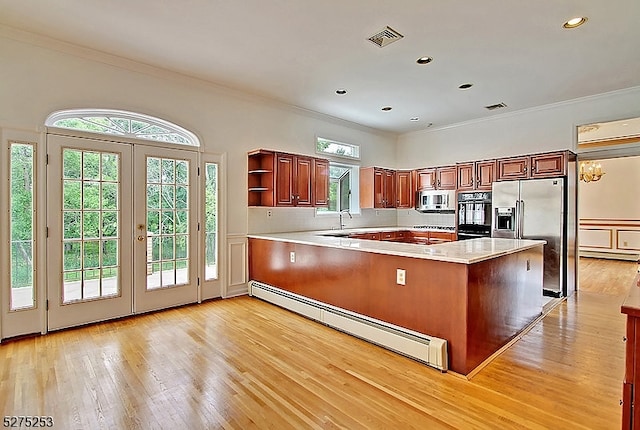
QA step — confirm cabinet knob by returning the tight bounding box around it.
[523,167,528,174]
[623,336,627,342]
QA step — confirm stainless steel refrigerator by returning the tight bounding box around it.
[491,177,576,297]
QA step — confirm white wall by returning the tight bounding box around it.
[578,156,640,219]
[397,86,640,168]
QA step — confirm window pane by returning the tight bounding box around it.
[83,182,100,209]
[101,153,119,181]
[62,148,121,303]
[102,211,118,238]
[83,152,101,180]
[176,160,188,184]
[161,159,175,184]
[147,157,161,183]
[205,162,218,280]
[10,143,35,310]
[63,149,81,179]
[146,156,190,290]
[102,182,118,209]
[63,181,81,209]
[63,242,82,271]
[316,137,360,159]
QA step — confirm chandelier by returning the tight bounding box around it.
[579,160,605,183]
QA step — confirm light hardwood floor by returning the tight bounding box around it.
[0,258,637,429]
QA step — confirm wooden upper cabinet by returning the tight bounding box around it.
[476,160,496,190]
[417,168,437,190]
[496,151,566,181]
[384,169,396,207]
[250,150,328,207]
[248,150,276,206]
[313,158,329,207]
[396,170,413,209]
[275,153,295,206]
[456,163,475,191]
[437,166,457,190]
[457,161,496,191]
[496,156,529,181]
[360,167,396,208]
[294,155,313,206]
[418,166,456,190]
[530,152,566,178]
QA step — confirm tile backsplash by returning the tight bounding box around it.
[248,207,455,234]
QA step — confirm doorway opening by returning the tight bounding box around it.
[576,117,640,297]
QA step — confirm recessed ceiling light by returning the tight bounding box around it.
[416,56,433,65]
[410,117,419,121]
[459,83,473,90]
[336,89,347,95]
[381,106,392,111]
[563,17,588,28]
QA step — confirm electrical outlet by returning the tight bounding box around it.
[290,251,295,263]
[267,210,273,218]
[624,241,628,247]
[396,268,406,285]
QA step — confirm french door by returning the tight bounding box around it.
[46,134,199,330]
[132,144,199,313]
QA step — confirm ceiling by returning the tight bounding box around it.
[1,0,639,135]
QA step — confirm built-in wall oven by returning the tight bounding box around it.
[457,191,492,240]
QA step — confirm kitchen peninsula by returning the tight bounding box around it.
[248,231,545,375]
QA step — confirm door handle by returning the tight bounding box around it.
[137,235,145,242]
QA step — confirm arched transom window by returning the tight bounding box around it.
[46,109,199,147]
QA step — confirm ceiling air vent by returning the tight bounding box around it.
[367,26,404,47]
[484,102,508,111]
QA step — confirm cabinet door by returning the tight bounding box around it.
[417,168,436,190]
[476,160,496,190]
[313,158,329,207]
[497,156,529,181]
[456,163,475,191]
[373,168,385,208]
[396,170,413,208]
[294,156,313,206]
[437,166,457,190]
[383,169,396,207]
[530,152,565,178]
[275,153,295,206]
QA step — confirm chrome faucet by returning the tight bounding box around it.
[339,209,352,230]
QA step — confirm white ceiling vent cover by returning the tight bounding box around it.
[367,26,404,47]
[485,102,508,111]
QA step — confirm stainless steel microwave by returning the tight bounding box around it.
[416,189,456,213]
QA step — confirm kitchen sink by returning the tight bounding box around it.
[319,232,350,237]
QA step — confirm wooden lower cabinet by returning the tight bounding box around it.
[348,230,456,244]
[621,274,640,429]
[249,237,544,375]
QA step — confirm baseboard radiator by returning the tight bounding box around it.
[248,280,448,371]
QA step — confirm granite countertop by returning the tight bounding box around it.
[247,230,545,264]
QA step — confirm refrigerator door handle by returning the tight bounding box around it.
[519,199,525,239]
[514,200,520,238]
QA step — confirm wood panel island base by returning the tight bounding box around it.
[248,233,545,376]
